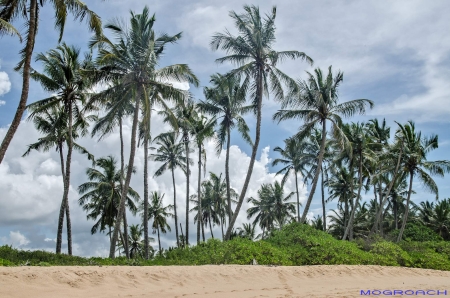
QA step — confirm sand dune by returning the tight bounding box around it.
[1,265,449,297]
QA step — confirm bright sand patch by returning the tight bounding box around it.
[0,265,449,297]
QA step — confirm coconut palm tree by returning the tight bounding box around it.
[0,17,21,40]
[273,66,373,224]
[236,222,257,241]
[212,5,313,240]
[150,132,192,247]
[198,73,253,223]
[78,156,140,245]
[125,224,155,259]
[25,43,95,255]
[396,121,450,242]
[0,0,102,165]
[141,191,173,254]
[88,7,199,258]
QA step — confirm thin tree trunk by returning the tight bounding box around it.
[300,120,327,223]
[0,0,38,164]
[378,180,383,236]
[225,126,232,222]
[343,151,363,240]
[209,218,214,239]
[56,143,66,254]
[157,227,161,255]
[119,117,129,259]
[202,220,205,242]
[197,144,202,244]
[397,173,414,242]
[118,229,125,257]
[221,217,225,240]
[370,146,403,235]
[393,198,398,230]
[179,223,184,248]
[321,169,326,231]
[143,132,149,259]
[65,198,72,255]
[184,137,190,246]
[172,168,180,247]
[225,67,263,240]
[109,89,140,258]
[295,171,300,222]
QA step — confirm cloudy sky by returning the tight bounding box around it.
[0,0,449,256]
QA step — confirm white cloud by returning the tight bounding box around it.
[0,100,5,106]
[0,71,11,96]
[1,231,30,247]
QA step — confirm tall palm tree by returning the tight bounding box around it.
[142,191,174,254]
[78,156,140,245]
[150,132,191,247]
[273,66,373,224]
[0,0,101,164]
[212,5,313,240]
[26,43,95,254]
[198,73,253,223]
[395,121,450,242]
[191,115,216,244]
[88,7,199,258]
[272,137,314,222]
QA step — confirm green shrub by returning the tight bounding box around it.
[389,224,443,242]
[369,241,412,266]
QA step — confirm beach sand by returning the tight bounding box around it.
[1,265,449,297]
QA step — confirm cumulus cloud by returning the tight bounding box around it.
[1,231,30,247]
[0,71,11,96]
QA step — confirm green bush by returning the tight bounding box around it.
[369,241,412,266]
[389,223,443,242]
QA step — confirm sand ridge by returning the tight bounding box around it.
[1,265,449,297]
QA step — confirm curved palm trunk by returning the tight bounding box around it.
[397,173,414,242]
[321,169,326,231]
[172,168,180,247]
[225,126,232,222]
[0,0,38,164]
[143,132,149,259]
[225,68,263,240]
[184,137,190,246]
[197,144,202,244]
[295,171,300,222]
[109,90,140,258]
[119,117,129,259]
[370,147,403,235]
[300,120,327,224]
[343,151,363,240]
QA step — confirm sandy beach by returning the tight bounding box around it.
[1,265,449,297]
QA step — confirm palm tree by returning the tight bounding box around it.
[142,191,173,254]
[236,222,257,241]
[199,73,253,223]
[212,5,313,240]
[25,43,95,255]
[0,0,101,165]
[395,121,450,242]
[247,181,296,233]
[78,156,140,245]
[150,132,191,247]
[273,66,373,224]
[88,7,199,258]
[125,224,154,259]
[272,137,314,222]
[0,17,21,40]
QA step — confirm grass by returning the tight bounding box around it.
[1,223,449,270]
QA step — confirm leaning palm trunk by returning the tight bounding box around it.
[184,138,190,246]
[171,168,180,247]
[225,68,263,240]
[300,120,327,223]
[225,127,232,222]
[295,171,300,222]
[119,117,129,258]
[56,143,66,254]
[109,90,140,258]
[197,144,202,244]
[143,132,149,259]
[321,169,326,231]
[343,152,363,240]
[0,0,38,164]
[397,173,414,242]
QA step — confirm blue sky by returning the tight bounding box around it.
[0,0,449,256]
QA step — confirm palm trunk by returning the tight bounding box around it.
[221,217,225,240]
[343,151,363,240]
[397,173,414,242]
[118,229,125,256]
[300,120,327,223]
[370,147,403,235]
[0,0,38,164]
[172,168,180,247]
[225,126,232,222]
[56,143,66,254]
[197,143,202,244]
[209,218,214,239]
[119,117,129,259]
[157,227,161,255]
[109,89,140,258]
[295,171,300,222]
[393,198,398,230]
[321,169,326,231]
[143,132,149,259]
[202,221,205,242]
[225,67,263,240]
[378,180,383,235]
[184,137,190,246]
